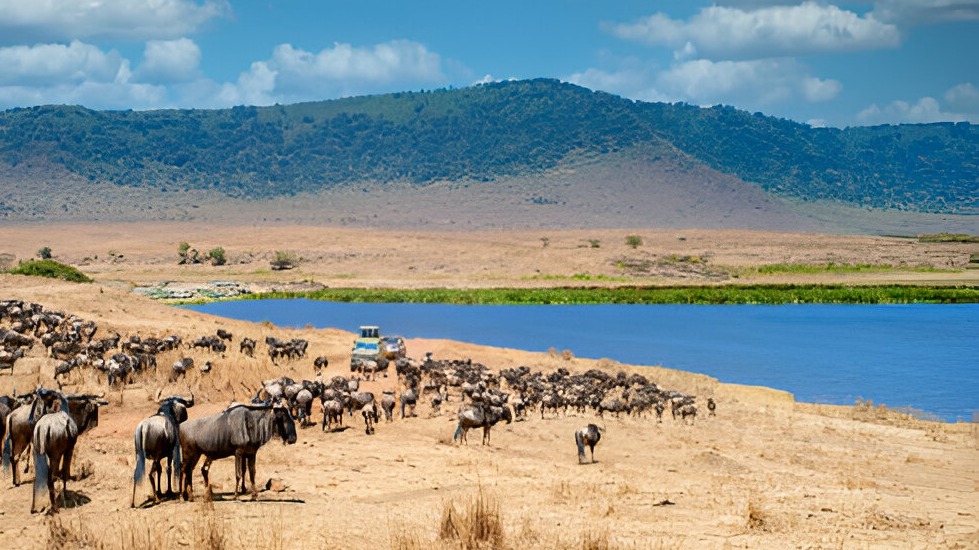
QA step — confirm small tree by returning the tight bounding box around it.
[625,235,643,249]
[37,246,52,259]
[207,247,227,266]
[270,250,297,270]
[177,242,191,260]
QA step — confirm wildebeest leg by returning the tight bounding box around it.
[482,425,490,446]
[59,443,75,510]
[148,459,161,501]
[200,456,213,489]
[576,431,587,464]
[246,454,257,498]
[180,451,200,501]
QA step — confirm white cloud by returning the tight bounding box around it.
[857,96,967,124]
[571,57,841,109]
[943,82,979,111]
[232,40,447,104]
[611,2,900,60]
[134,38,202,84]
[0,0,229,44]
[0,41,124,86]
[802,76,843,102]
[872,0,979,26]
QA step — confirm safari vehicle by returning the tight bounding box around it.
[350,326,406,372]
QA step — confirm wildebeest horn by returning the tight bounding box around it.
[184,390,195,407]
[155,388,164,403]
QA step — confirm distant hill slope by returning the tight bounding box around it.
[0,78,976,221]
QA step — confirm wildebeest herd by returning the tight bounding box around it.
[1,298,715,513]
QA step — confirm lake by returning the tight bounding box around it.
[185,300,978,423]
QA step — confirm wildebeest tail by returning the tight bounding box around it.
[32,430,49,511]
[170,426,182,488]
[133,425,146,484]
[1,429,11,474]
[575,430,586,459]
[453,422,463,441]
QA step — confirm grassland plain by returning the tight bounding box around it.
[0,268,976,549]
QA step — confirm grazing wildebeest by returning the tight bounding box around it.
[676,403,697,424]
[30,392,104,513]
[575,424,603,464]
[453,404,512,446]
[239,337,256,357]
[131,392,195,507]
[179,403,297,500]
[380,391,396,422]
[216,329,233,341]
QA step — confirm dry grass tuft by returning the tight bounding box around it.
[438,487,505,549]
[47,516,104,550]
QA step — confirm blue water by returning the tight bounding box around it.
[184,300,978,423]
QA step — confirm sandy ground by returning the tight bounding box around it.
[0,271,976,549]
[1,223,977,291]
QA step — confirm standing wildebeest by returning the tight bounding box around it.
[30,392,104,513]
[400,388,418,419]
[361,403,377,435]
[380,391,396,422]
[131,392,195,507]
[3,388,64,486]
[321,398,344,432]
[313,355,329,374]
[575,424,603,464]
[179,403,297,500]
[453,404,512,446]
[707,398,716,417]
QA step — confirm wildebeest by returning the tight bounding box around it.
[216,328,233,341]
[380,391,396,422]
[400,388,418,418]
[179,403,297,500]
[3,388,64,486]
[361,403,377,435]
[239,337,256,357]
[575,424,603,464]
[707,397,716,417]
[0,394,23,455]
[321,398,344,432]
[131,392,195,507]
[313,355,329,374]
[30,392,105,513]
[453,403,512,446]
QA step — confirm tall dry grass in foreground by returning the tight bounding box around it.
[45,488,668,550]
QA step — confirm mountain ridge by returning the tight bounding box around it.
[0,79,976,231]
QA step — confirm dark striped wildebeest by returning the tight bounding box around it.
[31,391,105,513]
[453,403,512,446]
[131,392,195,507]
[179,402,297,500]
[575,424,603,464]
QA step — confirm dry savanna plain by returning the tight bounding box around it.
[0,220,978,550]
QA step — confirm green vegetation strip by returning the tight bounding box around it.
[233,285,979,305]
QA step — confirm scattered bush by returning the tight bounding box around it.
[625,235,643,249]
[207,247,227,266]
[37,246,52,259]
[8,259,92,283]
[271,250,298,270]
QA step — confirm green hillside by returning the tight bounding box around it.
[0,79,975,213]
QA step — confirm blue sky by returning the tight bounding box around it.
[0,1,976,127]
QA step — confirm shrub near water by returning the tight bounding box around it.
[7,259,93,283]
